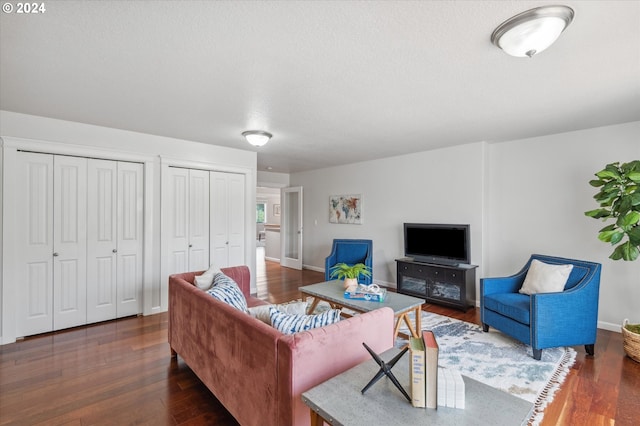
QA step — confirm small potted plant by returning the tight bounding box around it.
[329,263,372,290]
[585,160,640,362]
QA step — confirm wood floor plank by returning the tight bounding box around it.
[1,250,638,425]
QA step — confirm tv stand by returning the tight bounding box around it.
[395,258,477,311]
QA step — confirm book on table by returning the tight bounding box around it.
[423,330,439,409]
[437,367,465,409]
[409,336,426,408]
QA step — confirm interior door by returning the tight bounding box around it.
[87,159,118,323]
[188,169,210,271]
[16,152,55,336]
[166,167,190,276]
[210,171,230,269]
[116,161,144,317]
[226,173,245,267]
[53,155,88,330]
[280,186,303,270]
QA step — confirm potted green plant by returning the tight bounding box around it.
[585,159,640,362]
[329,263,372,290]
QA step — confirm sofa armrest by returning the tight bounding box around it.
[277,307,395,426]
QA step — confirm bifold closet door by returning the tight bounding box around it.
[188,169,210,270]
[15,152,55,336]
[86,160,143,323]
[210,171,245,269]
[17,153,88,334]
[116,161,144,317]
[87,159,118,322]
[52,155,88,331]
[166,167,210,276]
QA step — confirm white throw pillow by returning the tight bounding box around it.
[269,307,341,335]
[248,301,308,324]
[519,259,573,295]
[195,264,221,290]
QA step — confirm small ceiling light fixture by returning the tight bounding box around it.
[491,5,574,58]
[242,130,272,147]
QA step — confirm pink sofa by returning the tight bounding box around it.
[168,266,395,426]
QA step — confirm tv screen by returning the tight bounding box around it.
[403,223,470,265]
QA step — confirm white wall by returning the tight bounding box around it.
[291,121,639,331]
[292,142,486,286]
[487,122,639,330]
[0,111,257,344]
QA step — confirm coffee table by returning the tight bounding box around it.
[299,281,425,340]
[302,347,533,426]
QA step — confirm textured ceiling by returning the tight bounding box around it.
[1,1,639,173]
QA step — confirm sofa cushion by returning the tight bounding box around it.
[206,272,249,313]
[249,301,308,324]
[519,259,573,295]
[269,307,341,334]
[483,293,531,325]
[195,264,221,290]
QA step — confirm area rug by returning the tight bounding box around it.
[396,310,576,426]
[305,300,575,426]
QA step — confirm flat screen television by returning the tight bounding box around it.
[403,223,470,266]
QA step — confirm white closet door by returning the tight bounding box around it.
[210,171,245,269]
[188,169,210,271]
[166,167,190,275]
[87,159,118,323]
[210,171,230,269]
[16,152,54,336]
[116,161,143,317]
[227,173,245,267]
[53,156,88,330]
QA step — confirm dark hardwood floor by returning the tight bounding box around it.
[1,249,638,425]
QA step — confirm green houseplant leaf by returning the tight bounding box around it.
[585,160,640,262]
[329,263,372,280]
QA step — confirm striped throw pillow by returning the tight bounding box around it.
[206,272,249,313]
[269,307,341,334]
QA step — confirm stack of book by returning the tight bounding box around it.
[408,330,440,409]
[437,367,465,409]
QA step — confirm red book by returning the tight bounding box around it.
[422,330,439,409]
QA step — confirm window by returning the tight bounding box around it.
[256,202,266,223]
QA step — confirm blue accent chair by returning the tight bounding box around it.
[480,254,602,360]
[325,239,373,285]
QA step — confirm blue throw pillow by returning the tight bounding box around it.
[206,272,249,313]
[269,307,341,334]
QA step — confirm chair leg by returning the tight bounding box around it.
[533,348,542,360]
[482,323,489,332]
[585,344,595,356]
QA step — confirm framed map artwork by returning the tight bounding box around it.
[329,194,362,224]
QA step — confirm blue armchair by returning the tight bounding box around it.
[480,254,601,360]
[325,239,373,285]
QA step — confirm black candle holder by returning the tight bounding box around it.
[361,342,411,402]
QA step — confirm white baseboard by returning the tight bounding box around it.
[303,264,324,273]
[598,320,622,333]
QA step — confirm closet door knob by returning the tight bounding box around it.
[188,244,193,248]
[112,249,118,253]
[53,252,59,257]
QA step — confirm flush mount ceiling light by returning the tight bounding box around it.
[491,5,574,58]
[242,130,272,147]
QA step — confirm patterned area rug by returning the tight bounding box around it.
[306,300,575,425]
[396,311,576,426]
